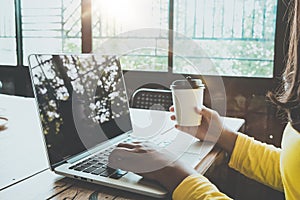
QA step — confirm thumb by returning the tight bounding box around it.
[175,124,199,138]
[195,106,212,120]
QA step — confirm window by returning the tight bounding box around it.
[173,0,278,78]
[0,0,17,65]
[21,0,81,65]
[91,0,169,72]
[2,0,279,79]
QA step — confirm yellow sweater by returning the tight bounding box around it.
[173,123,300,199]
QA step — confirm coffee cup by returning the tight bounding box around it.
[170,78,205,126]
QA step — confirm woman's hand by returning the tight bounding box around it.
[108,142,197,192]
[170,106,225,142]
[170,106,238,154]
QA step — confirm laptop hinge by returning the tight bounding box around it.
[52,160,67,170]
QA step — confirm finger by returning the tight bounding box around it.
[194,106,202,114]
[195,106,212,120]
[169,105,174,112]
[117,142,140,149]
[170,115,176,120]
[115,146,137,153]
[175,125,198,137]
[194,105,208,114]
[175,124,192,131]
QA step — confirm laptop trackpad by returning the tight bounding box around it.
[120,172,168,195]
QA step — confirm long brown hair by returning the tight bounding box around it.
[268,0,300,126]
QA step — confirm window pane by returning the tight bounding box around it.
[92,0,169,72]
[173,0,277,78]
[0,0,16,65]
[22,0,81,66]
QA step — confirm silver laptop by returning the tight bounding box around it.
[28,54,173,198]
[28,54,225,198]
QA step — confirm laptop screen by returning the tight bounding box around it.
[29,54,132,167]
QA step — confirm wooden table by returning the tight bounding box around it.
[0,94,244,199]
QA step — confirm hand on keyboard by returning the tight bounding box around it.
[108,141,197,193]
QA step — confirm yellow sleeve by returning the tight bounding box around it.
[280,123,300,200]
[172,174,232,200]
[228,133,283,191]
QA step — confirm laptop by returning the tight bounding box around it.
[28,54,215,198]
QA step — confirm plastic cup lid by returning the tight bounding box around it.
[170,78,204,89]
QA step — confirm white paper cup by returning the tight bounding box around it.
[171,79,205,126]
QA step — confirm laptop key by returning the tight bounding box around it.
[110,169,127,179]
[73,166,87,171]
[93,163,103,168]
[83,166,98,173]
[69,165,78,169]
[97,159,108,165]
[79,164,90,168]
[86,161,97,165]
[100,167,116,177]
[91,168,106,175]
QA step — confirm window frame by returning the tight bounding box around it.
[121,0,288,99]
[0,0,288,98]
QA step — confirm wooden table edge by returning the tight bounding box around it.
[194,146,222,174]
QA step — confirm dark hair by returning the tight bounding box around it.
[268,0,300,126]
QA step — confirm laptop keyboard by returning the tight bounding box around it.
[69,146,127,179]
[69,134,176,179]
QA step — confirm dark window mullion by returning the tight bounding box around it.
[14,0,23,66]
[81,0,92,53]
[168,0,174,73]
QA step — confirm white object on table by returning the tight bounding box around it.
[0,94,49,190]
